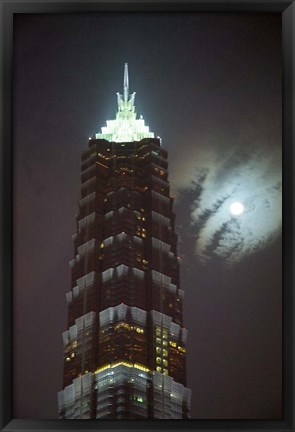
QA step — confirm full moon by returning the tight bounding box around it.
[230,201,244,216]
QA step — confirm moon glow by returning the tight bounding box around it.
[230,202,244,216]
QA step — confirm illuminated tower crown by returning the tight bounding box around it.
[95,63,154,143]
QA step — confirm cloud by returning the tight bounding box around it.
[191,143,281,264]
[171,138,282,265]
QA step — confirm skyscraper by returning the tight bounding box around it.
[58,64,191,419]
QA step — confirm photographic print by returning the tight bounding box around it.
[13,12,282,420]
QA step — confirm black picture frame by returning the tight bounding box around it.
[1,1,294,431]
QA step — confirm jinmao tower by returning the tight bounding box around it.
[58,64,191,419]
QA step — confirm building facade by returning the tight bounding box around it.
[58,64,191,419]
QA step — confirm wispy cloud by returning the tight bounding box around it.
[171,139,282,265]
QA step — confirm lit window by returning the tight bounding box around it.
[156,366,162,372]
[163,359,168,367]
[163,368,168,375]
[156,338,161,345]
[156,357,161,364]
[163,341,168,347]
[163,349,168,357]
[156,347,161,354]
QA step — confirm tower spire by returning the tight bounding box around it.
[95,64,155,142]
[116,63,135,113]
[123,63,129,102]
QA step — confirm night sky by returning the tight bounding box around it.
[13,13,282,419]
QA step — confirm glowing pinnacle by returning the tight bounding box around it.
[123,63,129,102]
[95,64,155,143]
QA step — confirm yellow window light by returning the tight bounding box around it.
[95,361,150,374]
[134,363,150,372]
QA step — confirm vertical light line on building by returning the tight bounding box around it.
[79,150,91,417]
